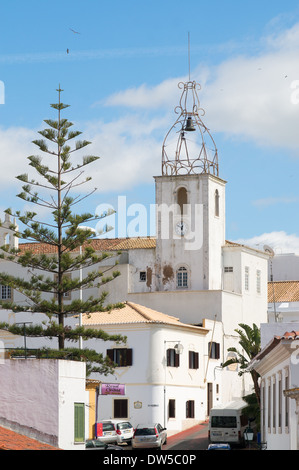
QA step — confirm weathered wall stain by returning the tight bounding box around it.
[146,267,152,288]
[162,264,174,285]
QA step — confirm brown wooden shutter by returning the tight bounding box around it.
[126,348,133,366]
[107,349,114,363]
[189,351,192,368]
[216,343,220,360]
[195,352,199,369]
[174,351,180,368]
[167,349,171,366]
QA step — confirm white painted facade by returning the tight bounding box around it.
[251,328,299,450]
[0,79,270,441]
[269,253,299,282]
[83,313,245,435]
[0,359,88,450]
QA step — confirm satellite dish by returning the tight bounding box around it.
[264,245,275,257]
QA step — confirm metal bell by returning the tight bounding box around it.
[184,116,196,131]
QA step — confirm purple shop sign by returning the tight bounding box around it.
[101,383,126,395]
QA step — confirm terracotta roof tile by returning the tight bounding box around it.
[0,425,59,450]
[82,301,208,334]
[281,331,299,340]
[18,237,156,255]
[268,280,299,303]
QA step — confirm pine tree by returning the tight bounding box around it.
[0,87,125,373]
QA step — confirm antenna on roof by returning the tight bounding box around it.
[264,245,274,257]
[264,245,278,322]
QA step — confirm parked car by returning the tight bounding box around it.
[96,421,118,444]
[85,439,121,450]
[114,421,134,445]
[132,423,167,450]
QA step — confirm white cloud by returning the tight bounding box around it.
[0,126,36,188]
[100,22,299,154]
[102,78,182,110]
[252,197,299,207]
[4,21,299,201]
[234,231,299,255]
[83,115,165,192]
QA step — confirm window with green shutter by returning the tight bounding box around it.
[74,403,85,442]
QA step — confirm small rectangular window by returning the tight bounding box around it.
[177,267,188,288]
[74,403,85,442]
[186,400,195,418]
[107,348,133,367]
[285,372,289,428]
[256,270,261,294]
[245,266,249,291]
[208,342,220,360]
[224,267,233,273]
[168,399,176,419]
[139,271,146,282]
[268,381,271,430]
[189,351,199,369]
[273,379,276,431]
[0,285,12,300]
[114,399,128,419]
[278,376,282,429]
[167,348,180,367]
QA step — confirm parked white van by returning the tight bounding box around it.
[208,400,248,446]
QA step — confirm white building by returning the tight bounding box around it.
[268,280,299,323]
[250,329,299,450]
[0,79,269,437]
[82,301,243,435]
[0,358,88,450]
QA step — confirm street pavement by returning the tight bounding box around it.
[164,420,209,451]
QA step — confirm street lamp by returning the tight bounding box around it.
[163,340,184,428]
[244,425,254,448]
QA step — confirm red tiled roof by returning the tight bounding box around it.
[281,331,299,340]
[0,425,59,450]
[252,330,299,364]
[268,280,299,303]
[18,237,156,254]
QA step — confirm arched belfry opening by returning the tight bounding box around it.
[177,187,188,215]
[162,81,218,177]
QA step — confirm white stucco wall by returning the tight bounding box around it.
[0,359,87,450]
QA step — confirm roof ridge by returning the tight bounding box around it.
[126,302,155,321]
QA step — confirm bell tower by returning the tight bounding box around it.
[154,80,226,292]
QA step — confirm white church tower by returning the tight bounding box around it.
[154,80,226,292]
[128,78,268,335]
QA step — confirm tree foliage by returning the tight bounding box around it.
[222,323,261,405]
[0,87,125,373]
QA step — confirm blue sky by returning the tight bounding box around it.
[2,0,299,253]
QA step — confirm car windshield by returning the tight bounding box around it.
[86,440,106,448]
[118,422,132,430]
[211,416,237,428]
[103,423,115,431]
[135,428,156,436]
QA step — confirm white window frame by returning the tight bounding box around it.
[245,266,249,291]
[256,269,261,294]
[177,266,188,288]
